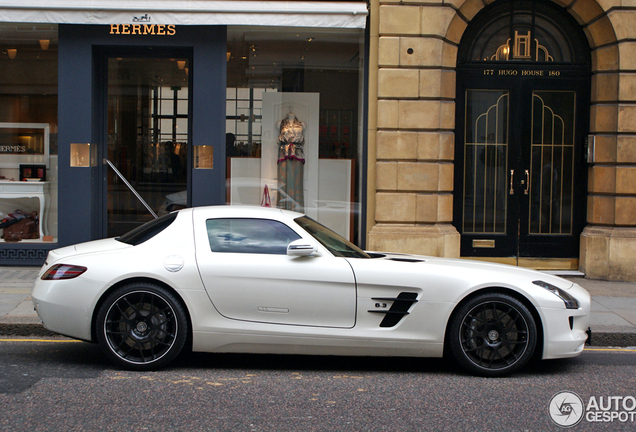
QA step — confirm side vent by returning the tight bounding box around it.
[369,292,418,328]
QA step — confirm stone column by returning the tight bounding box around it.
[580,4,636,280]
[367,0,460,256]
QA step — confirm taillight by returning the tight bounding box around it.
[41,264,87,280]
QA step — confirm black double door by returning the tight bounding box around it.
[454,66,589,259]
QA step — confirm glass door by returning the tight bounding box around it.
[106,56,189,237]
[454,70,587,259]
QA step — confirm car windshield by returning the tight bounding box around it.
[295,216,370,259]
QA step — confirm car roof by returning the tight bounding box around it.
[185,205,305,220]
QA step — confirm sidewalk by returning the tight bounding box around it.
[1,266,635,346]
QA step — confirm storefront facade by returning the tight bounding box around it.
[2,0,636,281]
[0,1,368,264]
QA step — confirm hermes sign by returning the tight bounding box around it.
[109,15,176,36]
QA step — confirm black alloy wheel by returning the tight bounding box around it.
[96,283,188,370]
[449,293,537,377]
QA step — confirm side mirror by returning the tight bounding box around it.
[287,239,318,257]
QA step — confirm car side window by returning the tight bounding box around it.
[206,218,302,254]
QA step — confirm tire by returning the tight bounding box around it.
[449,293,537,377]
[96,283,188,371]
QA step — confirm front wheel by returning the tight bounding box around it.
[449,293,537,377]
[96,283,188,370]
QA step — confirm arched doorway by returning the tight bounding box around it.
[453,0,591,264]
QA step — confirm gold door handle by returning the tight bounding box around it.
[509,169,514,195]
[524,169,530,195]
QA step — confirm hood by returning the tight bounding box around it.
[373,252,573,290]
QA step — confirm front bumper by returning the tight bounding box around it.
[541,282,591,359]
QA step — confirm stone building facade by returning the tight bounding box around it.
[366,0,636,281]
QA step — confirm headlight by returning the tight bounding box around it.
[532,280,579,309]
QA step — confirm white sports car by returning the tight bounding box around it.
[31,206,591,376]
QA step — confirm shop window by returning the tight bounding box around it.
[225,28,363,244]
[0,24,58,243]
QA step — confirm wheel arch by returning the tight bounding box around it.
[443,287,545,361]
[90,276,194,348]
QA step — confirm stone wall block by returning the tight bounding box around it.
[438,162,454,191]
[377,131,418,160]
[375,193,416,222]
[419,69,442,98]
[551,0,577,7]
[590,104,618,133]
[618,104,636,133]
[398,100,441,129]
[378,37,400,67]
[616,166,636,194]
[443,0,467,9]
[376,162,398,190]
[585,16,616,49]
[399,37,444,67]
[615,197,636,226]
[458,0,485,21]
[379,5,421,35]
[609,230,636,280]
[617,135,636,163]
[421,6,456,37]
[378,69,419,98]
[607,10,636,41]
[368,224,460,257]
[592,45,619,71]
[587,195,615,225]
[377,100,399,129]
[618,42,636,71]
[397,162,439,191]
[580,226,610,280]
[588,165,616,193]
[591,135,617,163]
[417,132,441,161]
[440,101,456,129]
[440,70,456,99]
[438,193,454,222]
[416,132,456,161]
[416,194,439,222]
[441,41,458,68]
[438,132,455,160]
[592,73,618,102]
[446,13,468,44]
[569,0,605,25]
[618,73,636,102]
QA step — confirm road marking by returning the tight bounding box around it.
[584,347,636,352]
[0,338,81,343]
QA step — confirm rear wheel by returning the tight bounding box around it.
[96,283,188,370]
[449,293,537,377]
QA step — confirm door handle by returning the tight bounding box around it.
[509,170,514,195]
[524,169,530,195]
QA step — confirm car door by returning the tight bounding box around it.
[193,213,357,328]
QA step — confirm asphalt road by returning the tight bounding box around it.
[1,338,636,431]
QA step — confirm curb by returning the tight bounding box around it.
[1,323,635,348]
[589,332,636,348]
[0,323,59,337]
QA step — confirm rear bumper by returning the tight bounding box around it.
[31,277,101,341]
